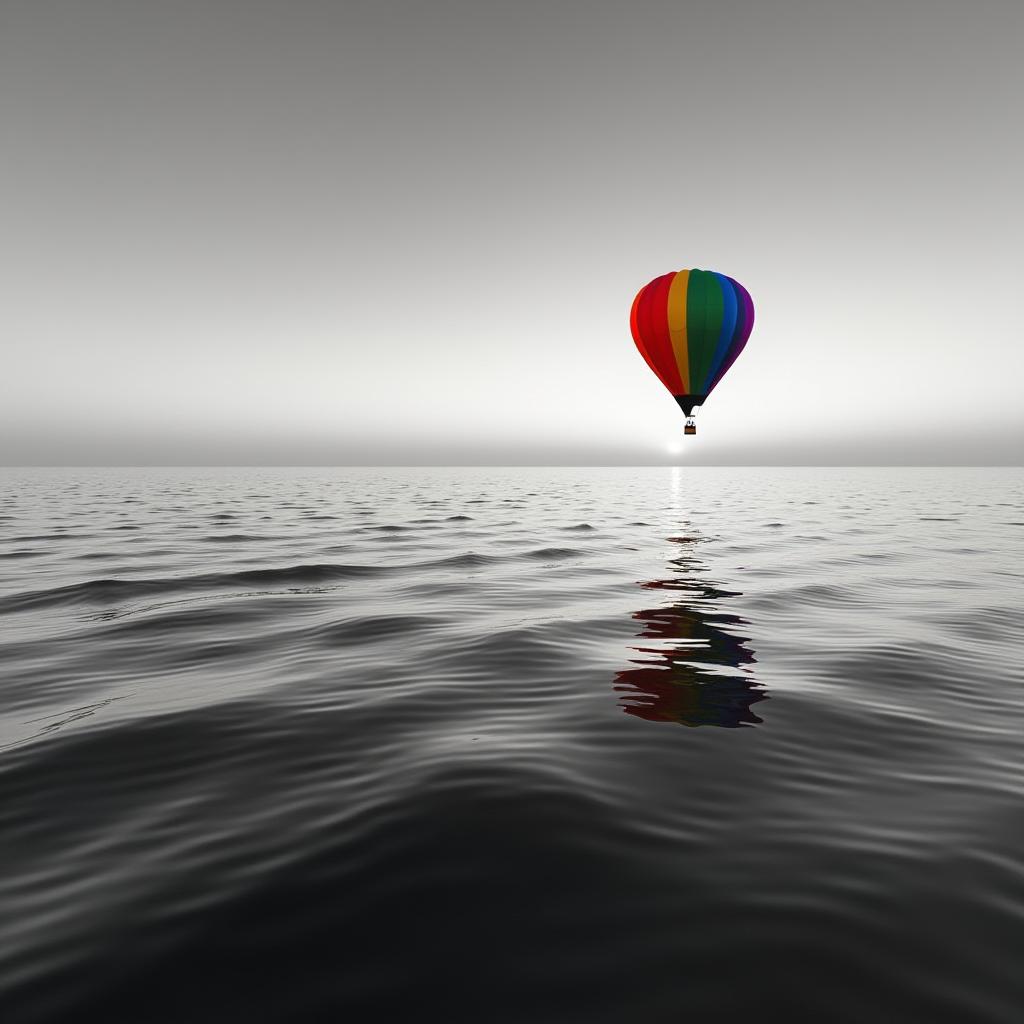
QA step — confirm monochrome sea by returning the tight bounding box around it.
[1,466,1022,1022]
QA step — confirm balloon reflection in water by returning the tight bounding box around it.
[615,536,765,727]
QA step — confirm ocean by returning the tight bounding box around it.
[1,466,1022,1022]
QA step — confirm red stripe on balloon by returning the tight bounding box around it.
[636,272,684,394]
[630,288,659,379]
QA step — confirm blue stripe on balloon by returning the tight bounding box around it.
[708,276,751,394]
[704,272,738,390]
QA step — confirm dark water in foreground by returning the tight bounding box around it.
[1,467,1023,1022]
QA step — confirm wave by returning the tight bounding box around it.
[1,467,1022,1023]
[0,563,394,613]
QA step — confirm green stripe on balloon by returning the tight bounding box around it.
[686,269,724,394]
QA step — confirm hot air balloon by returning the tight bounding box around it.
[630,269,754,435]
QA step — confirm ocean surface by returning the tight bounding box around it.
[1,466,1022,1023]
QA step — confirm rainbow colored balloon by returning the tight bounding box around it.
[630,269,754,435]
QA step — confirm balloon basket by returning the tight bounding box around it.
[684,420,697,436]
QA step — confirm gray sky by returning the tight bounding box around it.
[1,0,1021,465]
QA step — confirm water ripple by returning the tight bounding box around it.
[0,467,1022,1022]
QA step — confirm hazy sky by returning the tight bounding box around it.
[2,0,1021,465]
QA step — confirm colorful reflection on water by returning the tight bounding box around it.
[615,535,765,727]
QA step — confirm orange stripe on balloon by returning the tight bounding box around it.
[667,270,690,394]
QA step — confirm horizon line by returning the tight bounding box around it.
[3,464,1021,471]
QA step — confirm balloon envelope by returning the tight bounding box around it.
[630,269,754,415]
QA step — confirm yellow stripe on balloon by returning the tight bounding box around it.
[667,270,690,394]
